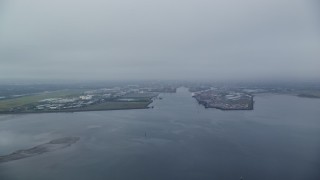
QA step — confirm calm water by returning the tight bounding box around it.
[0,88,320,180]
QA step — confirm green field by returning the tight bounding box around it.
[0,90,82,112]
[75,101,151,111]
[0,89,153,113]
[297,90,320,98]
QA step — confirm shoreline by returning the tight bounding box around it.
[0,102,153,115]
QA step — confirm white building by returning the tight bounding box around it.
[79,95,93,100]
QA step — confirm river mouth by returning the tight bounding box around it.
[0,88,320,180]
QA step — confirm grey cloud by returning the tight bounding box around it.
[0,0,319,81]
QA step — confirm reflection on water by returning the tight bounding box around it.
[0,88,320,180]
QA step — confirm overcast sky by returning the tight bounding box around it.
[1,0,319,81]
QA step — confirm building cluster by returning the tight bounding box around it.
[4,84,177,113]
[193,90,254,110]
[31,85,176,112]
[36,96,96,110]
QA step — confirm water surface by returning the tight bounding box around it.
[0,88,320,180]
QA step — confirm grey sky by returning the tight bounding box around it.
[1,0,319,81]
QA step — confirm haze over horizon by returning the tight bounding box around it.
[1,0,319,82]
